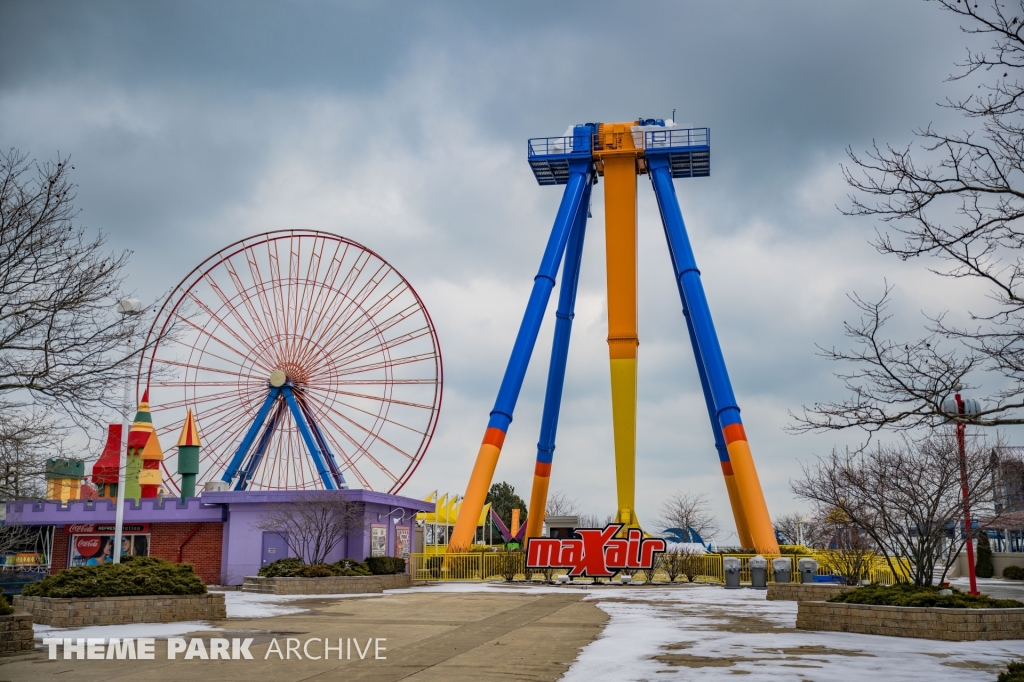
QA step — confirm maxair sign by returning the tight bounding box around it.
[525,524,666,577]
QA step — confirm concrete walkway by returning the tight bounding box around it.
[0,590,607,681]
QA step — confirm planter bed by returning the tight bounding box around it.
[242,573,411,595]
[13,593,225,627]
[0,613,33,655]
[767,583,856,602]
[796,601,1024,641]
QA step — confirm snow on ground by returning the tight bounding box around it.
[560,584,1023,682]
[33,620,220,642]
[221,590,384,619]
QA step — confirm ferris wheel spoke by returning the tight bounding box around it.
[329,352,436,381]
[200,275,267,354]
[316,411,400,482]
[321,304,423,370]
[181,293,262,360]
[317,401,414,464]
[297,238,345,343]
[169,313,272,376]
[308,263,393,353]
[223,259,278,344]
[154,356,259,381]
[149,388,245,412]
[245,247,285,342]
[151,380,251,388]
[334,329,433,374]
[309,394,430,436]
[311,281,406,363]
[327,388,436,411]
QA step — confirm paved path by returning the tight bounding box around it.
[0,590,607,682]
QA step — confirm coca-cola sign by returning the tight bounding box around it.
[74,536,102,558]
[65,524,149,534]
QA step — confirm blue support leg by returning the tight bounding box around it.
[448,160,593,550]
[235,399,285,490]
[648,155,775,552]
[295,391,347,488]
[222,386,281,484]
[282,385,337,489]
[524,179,591,538]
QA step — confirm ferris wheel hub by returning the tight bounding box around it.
[269,369,287,387]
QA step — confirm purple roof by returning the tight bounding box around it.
[6,489,432,526]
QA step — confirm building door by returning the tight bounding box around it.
[261,532,288,565]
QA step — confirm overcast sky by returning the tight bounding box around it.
[2,1,1007,542]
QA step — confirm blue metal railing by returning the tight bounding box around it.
[644,127,710,150]
[528,135,591,158]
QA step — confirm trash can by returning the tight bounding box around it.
[749,555,768,590]
[798,558,818,584]
[724,557,741,589]
[772,557,791,584]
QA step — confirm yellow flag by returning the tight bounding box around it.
[478,503,491,527]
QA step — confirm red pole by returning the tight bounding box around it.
[954,393,980,595]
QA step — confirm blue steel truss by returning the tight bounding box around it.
[221,381,347,490]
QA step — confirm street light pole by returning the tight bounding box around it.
[112,298,142,565]
[953,390,981,596]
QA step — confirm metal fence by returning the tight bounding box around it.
[408,551,910,585]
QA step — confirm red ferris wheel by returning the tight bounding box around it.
[139,230,442,493]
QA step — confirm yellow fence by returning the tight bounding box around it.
[408,552,910,585]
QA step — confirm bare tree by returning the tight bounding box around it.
[793,2,1024,433]
[577,513,601,529]
[255,493,365,565]
[773,511,823,548]
[655,491,719,540]
[792,430,996,586]
[657,546,705,583]
[0,410,65,500]
[0,150,155,430]
[544,490,579,517]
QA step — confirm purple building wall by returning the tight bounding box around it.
[7,489,431,585]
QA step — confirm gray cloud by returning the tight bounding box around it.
[1,0,999,542]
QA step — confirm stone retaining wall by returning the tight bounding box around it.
[797,600,1024,641]
[0,614,33,655]
[766,583,855,601]
[13,593,225,627]
[242,573,411,595]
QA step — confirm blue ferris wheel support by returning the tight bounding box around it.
[221,380,347,490]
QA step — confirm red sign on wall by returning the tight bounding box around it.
[73,536,102,558]
[65,524,150,534]
[525,524,667,577]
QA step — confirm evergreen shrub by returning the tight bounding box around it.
[998,661,1024,682]
[976,532,995,579]
[366,557,407,575]
[20,557,206,598]
[828,583,1022,609]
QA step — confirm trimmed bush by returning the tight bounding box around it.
[1004,565,1024,581]
[259,557,373,578]
[301,564,335,578]
[332,559,372,576]
[21,557,206,598]
[366,557,406,575]
[976,531,994,579]
[998,661,1024,682]
[0,595,12,616]
[828,583,1022,609]
[258,557,306,578]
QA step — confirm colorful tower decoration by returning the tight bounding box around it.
[126,390,164,501]
[91,424,122,500]
[176,409,200,500]
[45,458,85,503]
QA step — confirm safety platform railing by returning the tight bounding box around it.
[408,551,909,585]
[527,135,592,158]
[644,127,710,150]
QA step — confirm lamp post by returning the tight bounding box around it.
[946,385,981,596]
[112,298,142,565]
